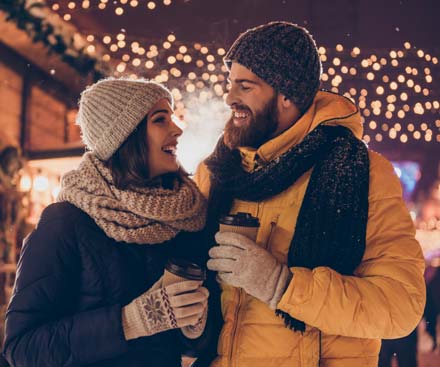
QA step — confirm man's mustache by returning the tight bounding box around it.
[230,104,252,113]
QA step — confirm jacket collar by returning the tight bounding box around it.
[238,90,363,171]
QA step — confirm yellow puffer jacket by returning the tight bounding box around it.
[194,91,426,367]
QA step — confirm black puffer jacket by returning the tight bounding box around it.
[3,202,219,367]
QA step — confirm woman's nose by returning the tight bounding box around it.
[171,119,183,137]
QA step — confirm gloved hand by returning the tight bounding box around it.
[207,231,292,310]
[180,306,208,339]
[122,278,209,340]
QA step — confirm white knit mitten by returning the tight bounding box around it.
[122,280,208,340]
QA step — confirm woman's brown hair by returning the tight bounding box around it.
[106,116,150,190]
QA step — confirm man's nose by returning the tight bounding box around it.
[225,86,239,106]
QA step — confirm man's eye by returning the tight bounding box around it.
[240,84,251,91]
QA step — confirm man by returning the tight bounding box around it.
[194,21,426,367]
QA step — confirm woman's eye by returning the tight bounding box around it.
[153,117,166,123]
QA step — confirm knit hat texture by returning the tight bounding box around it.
[77,77,174,161]
[224,21,322,112]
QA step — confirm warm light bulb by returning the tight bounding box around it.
[33,175,49,192]
[20,175,32,192]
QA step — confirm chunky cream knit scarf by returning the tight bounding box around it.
[58,153,207,244]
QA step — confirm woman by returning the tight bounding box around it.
[2,78,213,367]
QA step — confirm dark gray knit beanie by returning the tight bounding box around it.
[224,21,322,112]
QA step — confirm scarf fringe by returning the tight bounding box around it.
[275,309,306,333]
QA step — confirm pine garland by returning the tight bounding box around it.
[0,0,105,77]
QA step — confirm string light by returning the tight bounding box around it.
[44,3,440,145]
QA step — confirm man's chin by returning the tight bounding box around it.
[232,117,251,128]
[224,120,245,149]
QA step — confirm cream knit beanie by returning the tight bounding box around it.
[77,77,174,161]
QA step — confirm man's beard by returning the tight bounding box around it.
[224,93,279,150]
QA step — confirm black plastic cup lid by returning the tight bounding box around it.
[165,258,206,281]
[219,212,260,227]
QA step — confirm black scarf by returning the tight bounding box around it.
[204,125,370,332]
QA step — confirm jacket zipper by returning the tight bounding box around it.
[228,288,243,367]
[318,330,322,366]
[227,205,272,366]
[266,214,280,251]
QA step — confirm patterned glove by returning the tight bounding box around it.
[207,231,292,310]
[122,279,209,340]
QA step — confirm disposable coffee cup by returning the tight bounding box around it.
[163,258,206,287]
[219,212,260,242]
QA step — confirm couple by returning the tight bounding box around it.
[3,22,426,367]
